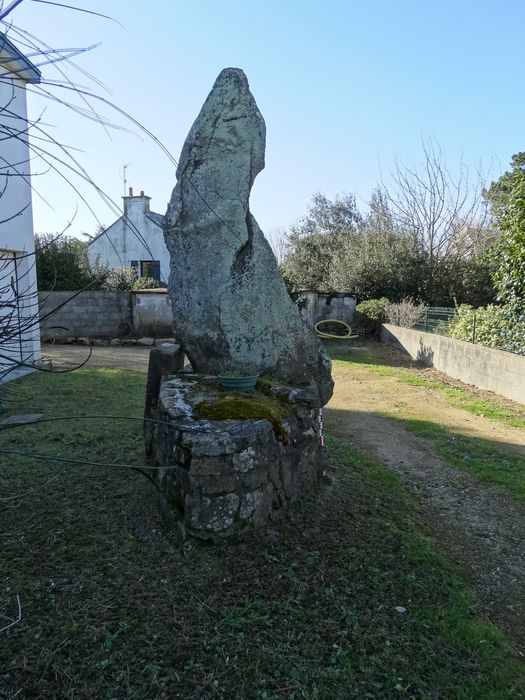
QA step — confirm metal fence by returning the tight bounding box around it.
[389,306,457,335]
[388,305,525,355]
[409,307,457,335]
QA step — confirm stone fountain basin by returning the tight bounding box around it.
[147,372,325,540]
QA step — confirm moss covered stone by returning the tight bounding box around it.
[195,393,290,441]
[147,371,325,539]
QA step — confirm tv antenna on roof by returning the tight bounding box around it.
[122,163,132,196]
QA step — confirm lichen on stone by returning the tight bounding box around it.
[163,67,334,406]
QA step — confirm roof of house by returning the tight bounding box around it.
[88,208,164,245]
[0,32,41,83]
[146,211,164,228]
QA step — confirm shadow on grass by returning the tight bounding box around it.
[324,405,525,503]
[327,340,525,434]
[324,338,423,370]
[1,368,525,698]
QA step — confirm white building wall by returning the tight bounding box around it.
[88,195,170,284]
[0,76,35,239]
[0,68,41,371]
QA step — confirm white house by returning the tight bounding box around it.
[0,32,42,377]
[88,188,169,284]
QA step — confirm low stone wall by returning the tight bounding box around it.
[39,289,357,340]
[381,323,525,405]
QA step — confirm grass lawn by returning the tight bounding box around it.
[330,342,525,430]
[1,367,524,698]
[404,418,525,503]
[330,341,525,503]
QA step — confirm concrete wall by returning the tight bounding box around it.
[39,288,357,340]
[39,292,132,338]
[131,291,173,336]
[39,291,175,338]
[381,323,525,405]
[301,292,356,327]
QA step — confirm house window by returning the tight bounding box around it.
[130,260,139,277]
[140,260,161,281]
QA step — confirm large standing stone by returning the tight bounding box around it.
[164,68,333,405]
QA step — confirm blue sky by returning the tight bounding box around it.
[6,0,525,240]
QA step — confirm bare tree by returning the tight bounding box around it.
[266,226,288,266]
[383,139,493,263]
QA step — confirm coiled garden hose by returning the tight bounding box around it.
[314,319,358,340]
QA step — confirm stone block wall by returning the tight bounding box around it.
[39,291,132,338]
[39,290,175,339]
[38,289,356,340]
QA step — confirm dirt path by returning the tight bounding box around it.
[325,345,525,651]
[43,343,153,371]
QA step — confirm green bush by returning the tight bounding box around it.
[35,234,108,291]
[135,276,165,290]
[446,304,525,355]
[102,267,138,291]
[102,269,165,291]
[354,298,389,334]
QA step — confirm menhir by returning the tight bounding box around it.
[164,67,333,405]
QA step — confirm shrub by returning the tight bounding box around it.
[446,304,525,355]
[102,269,166,291]
[385,298,427,328]
[135,277,164,290]
[103,267,138,291]
[354,298,389,334]
[35,234,108,291]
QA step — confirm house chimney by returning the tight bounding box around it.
[122,187,151,216]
